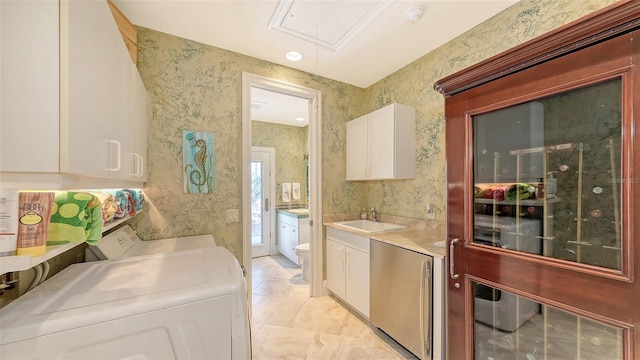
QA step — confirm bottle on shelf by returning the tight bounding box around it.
[536,178,545,199]
[546,171,558,198]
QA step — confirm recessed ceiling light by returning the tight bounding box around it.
[296,117,306,122]
[285,50,303,62]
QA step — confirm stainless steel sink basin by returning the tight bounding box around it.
[334,220,407,234]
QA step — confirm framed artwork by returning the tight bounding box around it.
[183,130,214,193]
[282,183,291,202]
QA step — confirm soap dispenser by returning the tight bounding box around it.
[546,171,558,198]
[360,208,367,220]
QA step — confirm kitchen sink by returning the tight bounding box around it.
[334,220,407,234]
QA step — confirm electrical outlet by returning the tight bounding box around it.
[426,203,435,220]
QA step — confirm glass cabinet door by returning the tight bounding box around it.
[473,78,622,270]
[471,79,625,360]
[440,6,640,359]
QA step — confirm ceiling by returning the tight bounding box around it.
[113,0,518,89]
[112,0,518,126]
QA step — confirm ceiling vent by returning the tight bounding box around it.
[268,0,392,52]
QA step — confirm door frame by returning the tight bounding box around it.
[251,146,276,257]
[242,72,324,298]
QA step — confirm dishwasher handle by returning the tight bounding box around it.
[419,261,432,360]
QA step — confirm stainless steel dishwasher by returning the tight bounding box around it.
[370,239,433,360]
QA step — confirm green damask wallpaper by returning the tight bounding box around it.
[130,0,618,261]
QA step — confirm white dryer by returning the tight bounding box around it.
[85,225,217,260]
[0,246,251,359]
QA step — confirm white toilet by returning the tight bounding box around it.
[295,242,310,281]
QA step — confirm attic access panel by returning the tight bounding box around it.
[268,0,391,52]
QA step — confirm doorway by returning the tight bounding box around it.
[251,147,275,258]
[242,72,323,301]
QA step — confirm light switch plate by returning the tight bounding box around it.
[426,203,435,220]
[226,209,240,223]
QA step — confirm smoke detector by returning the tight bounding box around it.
[405,5,425,23]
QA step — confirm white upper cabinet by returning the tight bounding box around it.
[1,0,60,173]
[346,103,416,181]
[0,0,148,188]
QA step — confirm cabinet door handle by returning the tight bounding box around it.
[133,153,144,177]
[345,249,350,274]
[107,140,121,171]
[450,238,460,280]
[137,154,144,177]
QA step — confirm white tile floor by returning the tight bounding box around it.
[251,254,418,359]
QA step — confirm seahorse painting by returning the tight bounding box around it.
[183,130,215,193]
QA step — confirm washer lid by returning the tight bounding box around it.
[0,246,242,345]
[90,225,217,259]
[130,233,216,257]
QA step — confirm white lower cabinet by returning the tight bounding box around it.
[277,213,309,265]
[326,228,370,318]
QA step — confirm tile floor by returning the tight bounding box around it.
[251,254,418,359]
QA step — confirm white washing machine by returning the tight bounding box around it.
[0,235,251,359]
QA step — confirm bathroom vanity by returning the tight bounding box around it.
[276,209,309,265]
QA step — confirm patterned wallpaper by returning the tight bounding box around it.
[252,121,308,207]
[130,0,617,261]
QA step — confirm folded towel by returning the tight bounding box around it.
[47,192,103,245]
[123,189,144,212]
[105,190,130,219]
[90,192,117,223]
[505,183,536,201]
[475,183,537,202]
[475,184,507,201]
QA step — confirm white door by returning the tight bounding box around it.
[251,148,274,258]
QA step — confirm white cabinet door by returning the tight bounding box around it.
[346,247,370,317]
[132,66,148,182]
[346,103,415,181]
[287,225,299,264]
[61,0,132,180]
[369,106,396,179]
[345,115,369,180]
[326,238,346,300]
[278,222,288,258]
[0,0,59,172]
[277,219,299,264]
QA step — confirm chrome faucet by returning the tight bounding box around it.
[371,206,377,222]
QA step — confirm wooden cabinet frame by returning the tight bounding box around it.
[435,2,640,359]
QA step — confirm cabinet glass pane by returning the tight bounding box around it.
[473,79,622,270]
[473,282,623,360]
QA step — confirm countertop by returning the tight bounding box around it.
[277,208,309,219]
[323,214,446,259]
